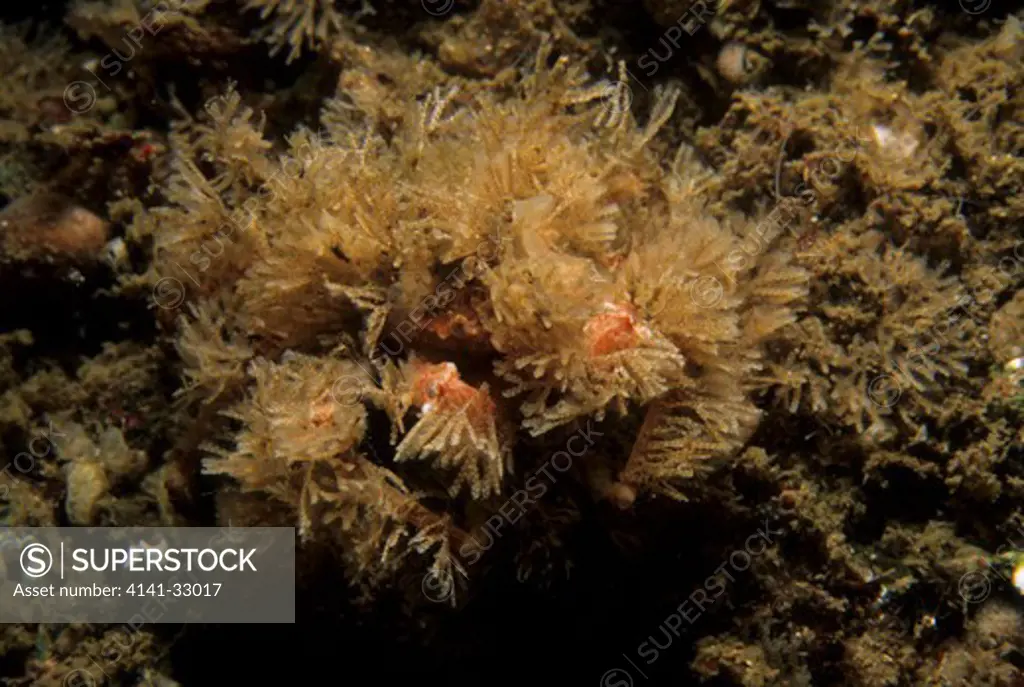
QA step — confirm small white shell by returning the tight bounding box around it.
[717,43,759,84]
[103,237,129,270]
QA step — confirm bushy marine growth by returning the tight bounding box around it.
[134,48,807,596]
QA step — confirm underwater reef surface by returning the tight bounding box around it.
[0,0,1023,685]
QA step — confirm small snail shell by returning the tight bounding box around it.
[103,237,130,271]
[717,42,761,84]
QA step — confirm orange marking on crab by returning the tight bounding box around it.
[584,303,643,357]
[410,361,497,429]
